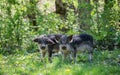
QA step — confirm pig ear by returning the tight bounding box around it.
[47,39,55,45]
[33,38,39,42]
[67,35,73,42]
[55,34,62,41]
[54,34,62,42]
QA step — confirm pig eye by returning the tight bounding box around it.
[46,40,50,44]
[46,39,55,45]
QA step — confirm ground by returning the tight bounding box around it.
[0,50,120,75]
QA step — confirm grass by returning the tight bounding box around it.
[0,50,120,75]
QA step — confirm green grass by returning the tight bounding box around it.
[0,50,120,75]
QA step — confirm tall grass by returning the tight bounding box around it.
[0,50,120,75]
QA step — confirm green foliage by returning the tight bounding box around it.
[0,0,119,74]
[90,0,120,50]
[0,0,120,53]
[0,50,120,75]
[0,0,37,54]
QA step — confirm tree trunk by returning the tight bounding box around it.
[55,0,67,18]
[77,0,91,32]
[27,0,38,31]
[103,0,115,50]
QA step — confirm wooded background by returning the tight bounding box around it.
[0,0,120,55]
